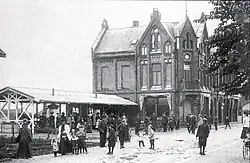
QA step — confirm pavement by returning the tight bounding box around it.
[4,123,247,163]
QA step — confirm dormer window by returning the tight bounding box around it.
[165,41,171,53]
[151,27,161,51]
[141,44,147,56]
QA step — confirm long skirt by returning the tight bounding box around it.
[17,139,32,159]
[59,138,70,155]
[198,137,207,147]
[241,127,250,139]
[99,131,107,147]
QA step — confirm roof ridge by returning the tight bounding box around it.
[108,25,147,30]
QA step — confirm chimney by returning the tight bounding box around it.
[150,8,161,21]
[102,19,109,29]
[132,21,139,27]
[52,88,55,96]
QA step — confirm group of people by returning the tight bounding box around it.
[134,112,180,135]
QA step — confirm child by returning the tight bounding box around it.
[51,137,59,157]
[148,124,155,150]
[71,129,79,154]
[107,125,116,155]
[137,128,145,147]
[76,124,88,154]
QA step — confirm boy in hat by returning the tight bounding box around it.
[196,118,210,155]
[107,124,116,155]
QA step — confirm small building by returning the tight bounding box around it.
[92,9,241,123]
[0,86,138,134]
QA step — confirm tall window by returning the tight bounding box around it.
[165,41,171,53]
[101,66,109,90]
[121,65,130,89]
[165,63,171,86]
[141,44,147,56]
[141,64,147,87]
[152,63,161,86]
[183,33,193,49]
[152,28,161,51]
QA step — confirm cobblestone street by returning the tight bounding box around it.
[5,124,247,163]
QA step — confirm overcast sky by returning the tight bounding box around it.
[0,0,218,92]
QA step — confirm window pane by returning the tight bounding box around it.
[166,63,171,86]
[121,65,130,89]
[142,64,147,87]
[101,67,109,89]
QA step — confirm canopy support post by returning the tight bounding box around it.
[32,101,35,135]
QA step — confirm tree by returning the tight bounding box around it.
[194,0,250,97]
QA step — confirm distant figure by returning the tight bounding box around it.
[208,116,213,130]
[150,113,157,131]
[137,127,145,147]
[148,124,155,150]
[196,118,210,155]
[134,114,141,135]
[176,117,180,130]
[118,120,127,149]
[98,115,107,147]
[60,112,67,124]
[225,117,231,129]
[197,114,203,127]
[190,115,197,134]
[186,114,191,133]
[214,116,218,131]
[76,124,88,154]
[49,112,55,128]
[16,118,32,159]
[162,112,168,132]
[107,125,116,155]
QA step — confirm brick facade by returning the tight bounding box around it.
[92,9,240,122]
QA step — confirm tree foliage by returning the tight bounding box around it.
[194,0,250,97]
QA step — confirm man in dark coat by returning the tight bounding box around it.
[134,114,141,135]
[208,116,213,129]
[16,119,32,159]
[225,117,231,129]
[190,115,197,134]
[162,112,168,132]
[150,113,157,131]
[61,112,67,124]
[186,114,191,133]
[168,117,174,131]
[107,125,116,155]
[118,120,127,148]
[214,116,218,131]
[98,115,108,147]
[49,112,55,128]
[196,118,210,155]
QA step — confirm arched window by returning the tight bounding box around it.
[183,33,193,50]
[183,40,186,49]
[141,44,147,56]
[151,27,161,51]
[165,41,171,53]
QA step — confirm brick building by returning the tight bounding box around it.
[92,9,240,123]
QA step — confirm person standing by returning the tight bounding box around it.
[98,115,108,147]
[176,117,180,130]
[58,119,71,155]
[225,117,231,129]
[196,118,210,155]
[214,116,218,131]
[241,112,250,139]
[208,116,213,130]
[186,114,191,133]
[148,124,155,150]
[16,118,32,159]
[134,114,141,135]
[162,112,168,132]
[190,115,197,134]
[150,113,157,131]
[107,125,116,155]
[118,120,126,149]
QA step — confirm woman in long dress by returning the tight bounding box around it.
[16,118,32,159]
[58,119,71,155]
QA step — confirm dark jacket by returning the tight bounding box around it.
[196,123,210,138]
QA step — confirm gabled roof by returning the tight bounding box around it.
[95,26,147,53]
[94,16,205,54]
[0,48,6,58]
[0,86,138,106]
[193,22,206,44]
